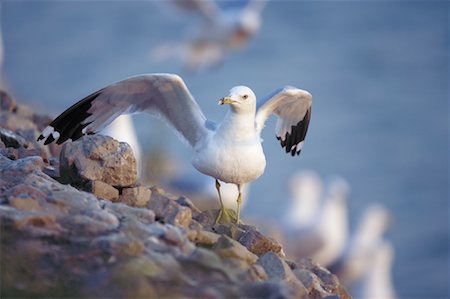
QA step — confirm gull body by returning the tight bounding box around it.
[38,74,312,223]
[192,87,266,185]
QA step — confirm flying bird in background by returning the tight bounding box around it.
[38,73,312,224]
[152,0,267,71]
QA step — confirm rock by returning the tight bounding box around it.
[147,188,192,228]
[213,235,258,266]
[102,201,155,224]
[18,147,49,162]
[293,269,315,292]
[0,127,30,148]
[238,228,284,257]
[240,281,306,299]
[176,196,201,217]
[86,180,119,201]
[120,186,151,207]
[189,229,221,246]
[59,135,137,187]
[292,259,352,299]
[256,252,307,296]
[0,100,351,299]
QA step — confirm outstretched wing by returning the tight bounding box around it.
[255,86,312,156]
[38,73,213,149]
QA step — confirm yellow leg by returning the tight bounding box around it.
[214,179,237,224]
[236,184,243,224]
[214,179,224,224]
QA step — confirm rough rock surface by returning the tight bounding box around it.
[0,93,351,299]
[59,134,137,187]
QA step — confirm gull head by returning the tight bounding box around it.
[218,85,256,114]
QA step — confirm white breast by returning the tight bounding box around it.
[192,133,266,185]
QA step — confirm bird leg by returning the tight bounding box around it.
[236,184,243,224]
[214,179,236,224]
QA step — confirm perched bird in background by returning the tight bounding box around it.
[38,73,312,224]
[101,115,143,178]
[350,240,397,299]
[283,174,350,267]
[331,203,393,286]
[283,170,323,229]
[152,0,267,71]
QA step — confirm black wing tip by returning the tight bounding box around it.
[38,91,101,145]
[277,108,311,157]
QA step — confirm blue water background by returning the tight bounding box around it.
[2,1,449,298]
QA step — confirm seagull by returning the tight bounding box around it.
[283,175,350,267]
[351,240,397,299]
[282,170,323,229]
[331,203,393,286]
[152,0,267,71]
[37,73,312,224]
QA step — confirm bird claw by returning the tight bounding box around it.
[214,207,237,224]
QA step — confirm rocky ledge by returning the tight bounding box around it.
[0,92,350,299]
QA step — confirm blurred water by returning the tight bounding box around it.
[2,1,449,298]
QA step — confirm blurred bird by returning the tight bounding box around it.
[152,0,267,71]
[283,170,323,229]
[283,172,350,267]
[350,240,397,299]
[331,203,393,286]
[101,115,143,179]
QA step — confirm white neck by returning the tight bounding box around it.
[216,110,257,142]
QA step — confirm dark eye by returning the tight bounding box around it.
[243,95,248,100]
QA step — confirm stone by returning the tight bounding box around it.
[86,180,119,201]
[238,228,284,257]
[59,135,137,187]
[147,189,192,228]
[0,147,18,160]
[293,269,315,292]
[240,281,306,299]
[256,252,306,294]
[0,100,351,299]
[0,127,30,148]
[189,229,221,246]
[102,201,155,224]
[120,186,151,207]
[213,235,258,265]
[17,147,49,162]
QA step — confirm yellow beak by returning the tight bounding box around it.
[218,96,234,105]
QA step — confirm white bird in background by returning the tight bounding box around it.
[283,170,323,229]
[351,240,397,299]
[101,115,143,178]
[283,174,350,267]
[152,0,267,71]
[38,73,312,224]
[332,203,393,286]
